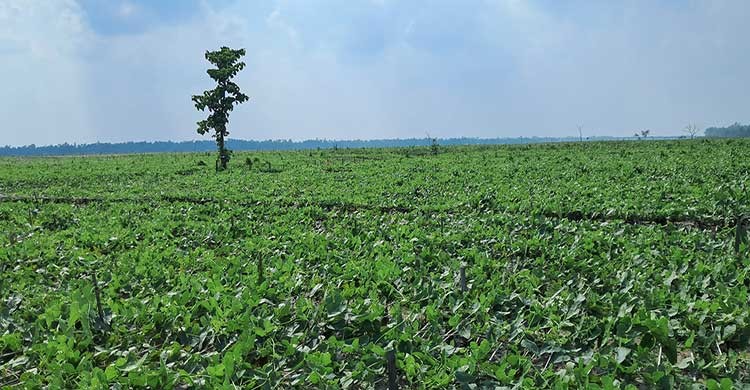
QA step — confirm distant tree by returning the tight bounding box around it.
[684,124,700,139]
[426,132,439,155]
[705,123,750,138]
[192,46,249,171]
[633,130,650,140]
[577,125,584,142]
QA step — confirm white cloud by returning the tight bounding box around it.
[0,0,88,59]
[0,0,93,145]
[117,1,137,19]
[266,5,299,46]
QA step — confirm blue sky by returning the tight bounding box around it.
[1,0,749,146]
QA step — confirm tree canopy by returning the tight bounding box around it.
[705,123,750,138]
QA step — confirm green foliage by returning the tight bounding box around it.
[1,140,750,387]
[192,47,249,171]
[706,122,750,138]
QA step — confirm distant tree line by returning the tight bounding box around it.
[0,137,639,157]
[705,123,750,138]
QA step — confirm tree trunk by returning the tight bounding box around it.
[217,132,228,170]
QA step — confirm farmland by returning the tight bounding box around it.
[1,139,749,388]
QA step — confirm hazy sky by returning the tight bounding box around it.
[1,0,748,146]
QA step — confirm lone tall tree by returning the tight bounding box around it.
[684,124,700,139]
[192,47,249,171]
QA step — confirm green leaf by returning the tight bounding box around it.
[615,347,631,364]
[684,333,695,349]
[121,354,148,373]
[223,351,236,383]
[404,354,417,380]
[601,376,615,390]
[104,365,118,381]
[455,369,473,384]
[521,339,539,356]
[324,291,346,318]
[661,339,678,364]
[319,352,332,366]
[448,313,461,328]
[723,325,737,340]
[308,371,321,384]
[206,363,225,377]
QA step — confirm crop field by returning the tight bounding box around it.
[1,140,749,388]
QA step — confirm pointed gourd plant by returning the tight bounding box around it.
[192,46,249,171]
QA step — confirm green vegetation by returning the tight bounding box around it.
[705,123,750,139]
[192,46,249,171]
[1,140,749,388]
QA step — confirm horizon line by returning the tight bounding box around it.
[1,134,685,150]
